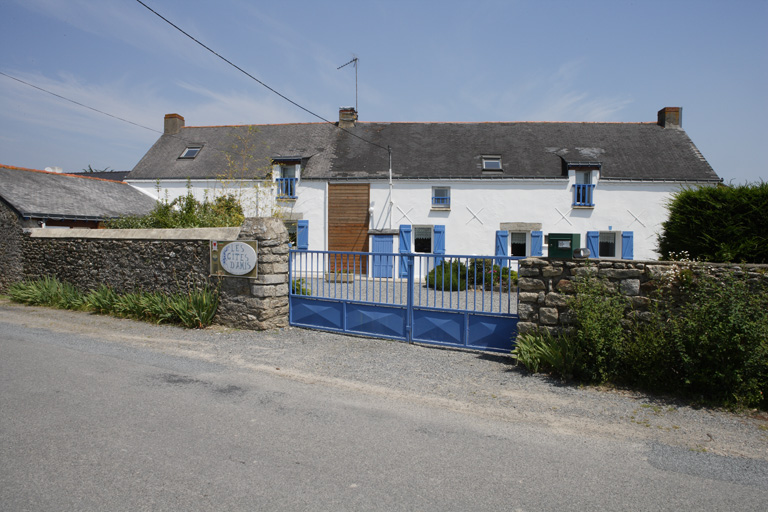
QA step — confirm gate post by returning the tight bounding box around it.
[404,253,414,342]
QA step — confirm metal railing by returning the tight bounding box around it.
[573,184,595,207]
[276,177,297,199]
[289,250,521,314]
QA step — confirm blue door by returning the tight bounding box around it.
[372,235,394,278]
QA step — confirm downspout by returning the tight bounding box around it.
[388,145,393,230]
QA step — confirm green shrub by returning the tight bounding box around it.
[291,278,311,296]
[166,283,220,328]
[513,330,582,379]
[664,272,768,408]
[9,276,85,309]
[105,189,245,229]
[467,259,518,289]
[567,276,630,383]
[658,182,768,263]
[513,269,768,409]
[11,278,219,329]
[84,284,120,314]
[426,259,467,291]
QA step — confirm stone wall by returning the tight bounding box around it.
[215,217,290,330]
[15,218,290,331]
[517,258,768,335]
[0,201,24,292]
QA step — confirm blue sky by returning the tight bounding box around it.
[1,0,766,184]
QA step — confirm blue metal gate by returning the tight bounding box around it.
[289,250,519,353]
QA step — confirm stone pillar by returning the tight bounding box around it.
[215,217,290,330]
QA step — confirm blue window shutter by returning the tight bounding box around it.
[495,230,508,266]
[296,220,309,250]
[398,225,411,278]
[531,231,543,257]
[621,231,634,260]
[586,231,599,258]
[434,225,446,265]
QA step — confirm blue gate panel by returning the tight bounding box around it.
[412,308,465,346]
[290,297,344,331]
[346,303,407,339]
[466,314,517,352]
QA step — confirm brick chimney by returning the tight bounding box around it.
[657,107,682,129]
[164,113,185,135]
[338,107,357,129]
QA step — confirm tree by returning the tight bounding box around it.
[657,182,768,263]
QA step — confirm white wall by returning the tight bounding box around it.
[360,178,689,260]
[128,177,705,261]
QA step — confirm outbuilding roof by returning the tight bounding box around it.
[0,165,157,221]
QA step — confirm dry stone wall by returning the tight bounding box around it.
[14,218,290,331]
[517,258,768,335]
[0,201,24,292]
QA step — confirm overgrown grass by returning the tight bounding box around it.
[9,277,219,329]
[512,272,768,410]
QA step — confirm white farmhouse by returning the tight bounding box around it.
[127,107,721,267]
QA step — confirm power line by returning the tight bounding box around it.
[0,71,266,164]
[0,71,162,135]
[134,0,389,152]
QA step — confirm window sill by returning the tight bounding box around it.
[571,204,595,209]
[430,206,451,211]
[277,196,298,202]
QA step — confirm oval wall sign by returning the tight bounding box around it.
[220,241,257,276]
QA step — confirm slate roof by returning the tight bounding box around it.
[128,123,337,180]
[0,165,157,221]
[128,117,720,183]
[69,171,130,181]
[320,121,720,182]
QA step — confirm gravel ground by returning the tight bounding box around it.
[1,299,766,462]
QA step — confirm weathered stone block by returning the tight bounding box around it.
[518,278,546,291]
[518,303,535,321]
[545,293,568,307]
[620,279,641,296]
[542,267,563,278]
[518,292,541,303]
[518,267,541,277]
[599,268,645,279]
[539,307,559,325]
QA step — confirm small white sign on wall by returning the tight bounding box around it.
[210,240,258,278]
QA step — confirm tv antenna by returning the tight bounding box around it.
[337,56,358,113]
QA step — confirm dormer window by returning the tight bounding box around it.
[179,146,202,159]
[482,156,502,171]
[273,159,301,199]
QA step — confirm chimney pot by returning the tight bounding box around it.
[657,107,682,129]
[338,107,357,128]
[164,113,185,135]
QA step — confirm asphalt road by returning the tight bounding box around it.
[1,310,767,511]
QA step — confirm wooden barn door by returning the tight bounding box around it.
[328,183,370,274]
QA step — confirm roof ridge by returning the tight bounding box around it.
[184,122,328,129]
[0,164,129,184]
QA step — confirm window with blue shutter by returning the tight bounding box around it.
[433,225,445,265]
[531,231,543,257]
[296,220,309,250]
[495,230,509,267]
[586,231,599,258]
[398,225,411,278]
[621,232,634,260]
